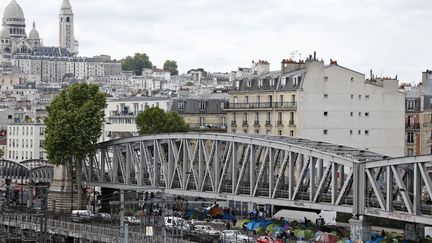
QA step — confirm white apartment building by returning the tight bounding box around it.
[104,97,171,140]
[227,54,405,157]
[6,123,46,162]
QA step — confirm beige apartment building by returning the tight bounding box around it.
[404,70,432,156]
[227,54,405,157]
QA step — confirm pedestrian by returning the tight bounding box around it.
[226,221,231,230]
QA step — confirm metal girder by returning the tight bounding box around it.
[84,133,432,226]
[366,169,386,210]
[391,165,413,215]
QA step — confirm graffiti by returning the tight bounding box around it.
[366,208,381,216]
[294,202,305,207]
[387,212,412,220]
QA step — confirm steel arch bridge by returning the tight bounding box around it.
[0,159,54,182]
[83,133,432,225]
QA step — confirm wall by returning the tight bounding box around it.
[298,62,404,157]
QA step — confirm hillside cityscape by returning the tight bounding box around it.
[0,0,431,243]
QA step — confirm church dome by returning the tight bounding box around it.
[0,28,10,39]
[29,22,39,39]
[3,0,25,20]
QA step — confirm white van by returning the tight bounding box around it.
[164,216,190,230]
[72,210,94,222]
[195,225,221,235]
[272,210,337,225]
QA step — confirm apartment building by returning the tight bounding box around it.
[171,91,228,133]
[6,123,46,162]
[104,97,171,140]
[227,54,405,157]
[404,70,432,156]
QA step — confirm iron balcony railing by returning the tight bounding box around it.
[405,123,420,129]
[109,111,138,117]
[227,102,297,110]
[188,123,227,130]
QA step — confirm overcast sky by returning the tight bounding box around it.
[2,0,431,82]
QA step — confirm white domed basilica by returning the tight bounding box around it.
[0,0,78,63]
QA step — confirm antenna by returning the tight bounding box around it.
[290,50,301,61]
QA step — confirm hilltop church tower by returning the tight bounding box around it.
[59,0,78,56]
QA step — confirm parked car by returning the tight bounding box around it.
[124,216,140,225]
[94,213,112,222]
[256,236,283,243]
[71,210,94,222]
[220,230,256,243]
[164,216,190,230]
[195,225,221,236]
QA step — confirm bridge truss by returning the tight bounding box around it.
[0,159,54,182]
[84,133,432,225]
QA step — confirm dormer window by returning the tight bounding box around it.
[324,77,328,81]
[220,102,225,109]
[247,80,252,87]
[281,77,287,86]
[177,101,185,110]
[293,76,300,88]
[258,79,263,88]
[270,78,275,86]
[199,101,206,110]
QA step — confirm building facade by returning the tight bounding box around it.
[171,92,228,133]
[6,123,46,162]
[104,97,171,140]
[227,55,405,157]
[404,70,432,156]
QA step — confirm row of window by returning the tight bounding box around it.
[8,126,45,136]
[8,138,36,148]
[8,150,44,160]
[177,101,227,111]
[323,130,370,135]
[322,112,370,117]
[233,95,296,104]
[232,129,295,137]
[231,112,295,125]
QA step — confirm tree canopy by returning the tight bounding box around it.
[45,83,106,209]
[121,53,153,75]
[163,60,179,76]
[45,83,107,165]
[136,107,189,135]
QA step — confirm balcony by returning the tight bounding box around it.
[242,121,249,127]
[289,121,296,127]
[231,121,237,127]
[226,102,297,110]
[189,123,227,132]
[253,121,260,127]
[276,121,283,127]
[109,111,138,118]
[265,121,272,127]
[405,123,420,130]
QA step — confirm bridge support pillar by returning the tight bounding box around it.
[404,223,424,241]
[349,216,371,241]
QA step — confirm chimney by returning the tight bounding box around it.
[313,51,316,61]
[370,70,373,80]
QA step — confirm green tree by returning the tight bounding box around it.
[45,83,106,209]
[163,60,179,76]
[136,107,189,135]
[121,53,153,75]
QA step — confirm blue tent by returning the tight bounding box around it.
[246,220,273,231]
[221,212,236,222]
